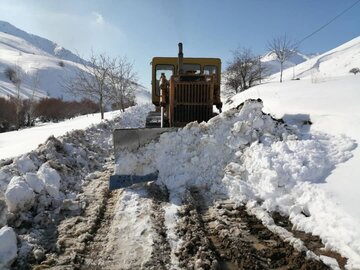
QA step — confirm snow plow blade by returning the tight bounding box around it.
[109,172,159,190]
[113,128,175,158]
[110,128,176,190]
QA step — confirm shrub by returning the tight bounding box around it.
[34,98,99,122]
[0,97,17,132]
[349,67,360,75]
[0,97,99,132]
[58,61,65,67]
[4,67,21,84]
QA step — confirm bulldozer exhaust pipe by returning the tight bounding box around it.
[178,42,184,75]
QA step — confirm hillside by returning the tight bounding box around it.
[0,21,86,64]
[0,21,151,103]
[261,51,315,76]
[269,36,360,81]
[225,36,360,223]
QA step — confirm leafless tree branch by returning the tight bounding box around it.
[268,34,298,82]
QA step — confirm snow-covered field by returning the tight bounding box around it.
[0,111,120,160]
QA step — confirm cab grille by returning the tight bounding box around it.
[173,82,212,124]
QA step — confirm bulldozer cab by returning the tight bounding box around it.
[151,57,221,107]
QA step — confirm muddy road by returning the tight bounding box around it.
[24,179,345,270]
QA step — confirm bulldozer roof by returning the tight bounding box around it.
[152,57,221,66]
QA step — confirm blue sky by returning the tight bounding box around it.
[1,0,359,86]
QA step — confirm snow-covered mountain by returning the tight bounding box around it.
[0,21,86,65]
[0,21,151,104]
[261,51,315,76]
[270,36,360,81]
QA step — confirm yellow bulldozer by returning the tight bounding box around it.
[110,43,222,190]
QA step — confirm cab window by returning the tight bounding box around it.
[183,64,201,74]
[203,65,217,75]
[155,64,174,96]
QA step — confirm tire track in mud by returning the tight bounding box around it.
[176,188,331,270]
[32,165,117,269]
[272,212,348,269]
[142,183,172,270]
[79,186,121,269]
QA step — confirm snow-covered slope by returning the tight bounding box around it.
[218,37,360,267]
[261,51,314,76]
[270,36,360,81]
[0,26,90,100]
[0,21,85,64]
[135,84,152,105]
[0,21,151,103]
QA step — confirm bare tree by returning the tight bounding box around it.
[108,57,137,112]
[62,52,112,119]
[62,52,138,118]
[268,34,298,82]
[26,70,40,126]
[225,47,266,95]
[6,64,24,129]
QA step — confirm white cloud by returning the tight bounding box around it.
[92,11,104,25]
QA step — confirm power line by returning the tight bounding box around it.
[296,0,360,46]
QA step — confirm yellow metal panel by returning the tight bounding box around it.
[151,57,221,104]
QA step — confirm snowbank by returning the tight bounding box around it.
[0,103,153,267]
[115,99,359,267]
[5,176,35,212]
[37,163,61,198]
[0,226,17,269]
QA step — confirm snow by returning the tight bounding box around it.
[24,173,44,194]
[216,36,360,268]
[0,110,121,160]
[261,51,314,76]
[224,76,360,222]
[270,36,360,81]
[0,103,153,267]
[0,30,87,101]
[15,155,36,174]
[0,20,359,269]
[112,41,360,263]
[115,96,360,267]
[0,20,86,64]
[37,163,61,198]
[5,176,35,212]
[0,21,152,103]
[0,226,17,269]
[105,189,154,268]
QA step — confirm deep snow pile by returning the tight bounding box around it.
[115,99,359,268]
[0,103,153,268]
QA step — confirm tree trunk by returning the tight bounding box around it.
[120,96,125,112]
[99,95,104,120]
[280,62,283,83]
